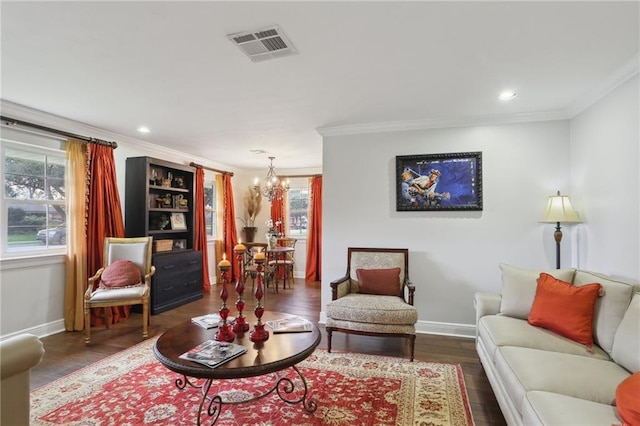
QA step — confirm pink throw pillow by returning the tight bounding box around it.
[99,260,142,289]
[356,268,402,297]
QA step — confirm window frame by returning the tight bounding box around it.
[1,139,68,258]
[285,180,310,239]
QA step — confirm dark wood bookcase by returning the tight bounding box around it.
[125,156,203,314]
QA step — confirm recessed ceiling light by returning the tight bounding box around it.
[250,149,267,154]
[499,90,517,101]
[137,126,150,134]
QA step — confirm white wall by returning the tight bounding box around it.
[321,120,576,334]
[570,74,640,280]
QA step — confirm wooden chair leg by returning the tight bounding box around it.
[409,334,416,362]
[142,301,149,338]
[84,304,91,344]
[327,328,333,353]
[104,307,110,329]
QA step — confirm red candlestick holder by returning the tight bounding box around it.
[233,246,249,332]
[215,262,236,342]
[250,257,269,342]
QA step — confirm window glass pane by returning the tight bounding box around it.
[7,203,66,251]
[205,211,214,237]
[288,186,309,237]
[47,156,66,200]
[5,149,46,200]
[204,185,214,210]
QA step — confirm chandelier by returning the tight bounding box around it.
[254,156,289,203]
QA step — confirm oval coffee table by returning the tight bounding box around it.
[153,312,321,425]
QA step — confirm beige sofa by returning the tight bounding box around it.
[1,333,45,426]
[475,265,639,426]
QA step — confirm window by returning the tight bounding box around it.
[203,180,216,239]
[2,142,66,254]
[287,184,309,237]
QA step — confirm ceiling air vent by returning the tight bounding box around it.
[227,25,297,63]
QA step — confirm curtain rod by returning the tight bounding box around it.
[281,174,322,178]
[189,162,233,176]
[1,115,118,148]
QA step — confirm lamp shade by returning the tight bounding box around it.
[541,192,581,223]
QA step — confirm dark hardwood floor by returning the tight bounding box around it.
[31,279,506,425]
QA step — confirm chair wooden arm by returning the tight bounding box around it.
[85,268,105,298]
[330,276,350,300]
[406,282,415,305]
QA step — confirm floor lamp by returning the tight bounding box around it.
[541,191,582,269]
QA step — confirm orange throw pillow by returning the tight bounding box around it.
[617,373,640,426]
[356,268,402,297]
[99,260,142,289]
[528,273,601,347]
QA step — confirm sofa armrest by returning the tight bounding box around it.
[0,333,45,380]
[474,292,502,324]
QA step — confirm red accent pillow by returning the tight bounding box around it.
[617,373,640,426]
[99,260,142,289]
[356,268,402,297]
[528,273,601,347]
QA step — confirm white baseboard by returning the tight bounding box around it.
[0,319,66,341]
[318,311,476,339]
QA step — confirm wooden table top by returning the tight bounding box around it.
[153,312,321,380]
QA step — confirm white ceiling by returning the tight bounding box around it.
[1,1,638,169]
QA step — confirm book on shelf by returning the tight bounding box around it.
[266,316,314,334]
[179,340,247,368]
[191,314,235,329]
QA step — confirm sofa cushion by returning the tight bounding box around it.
[616,372,640,425]
[611,293,640,372]
[495,346,630,414]
[522,391,621,426]
[99,260,142,289]
[478,315,610,361]
[499,264,576,320]
[574,270,635,355]
[528,273,601,347]
[356,268,401,296]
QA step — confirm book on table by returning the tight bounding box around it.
[179,340,247,368]
[191,314,235,329]
[266,316,314,333]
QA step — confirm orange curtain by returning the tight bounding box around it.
[194,168,212,292]
[86,144,126,327]
[222,174,239,280]
[305,176,322,281]
[271,196,285,235]
[64,140,88,331]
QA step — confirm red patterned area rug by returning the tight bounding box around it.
[31,337,474,425]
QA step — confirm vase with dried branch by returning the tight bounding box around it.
[243,186,262,242]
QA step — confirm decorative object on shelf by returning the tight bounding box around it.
[540,191,582,269]
[176,194,188,208]
[215,255,236,342]
[249,252,269,342]
[396,151,483,211]
[150,168,159,185]
[156,193,172,208]
[161,172,173,188]
[170,213,187,230]
[154,215,171,231]
[233,242,250,332]
[242,186,262,242]
[253,156,289,203]
[172,239,187,250]
[172,175,186,189]
[153,239,173,253]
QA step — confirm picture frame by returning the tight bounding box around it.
[172,239,187,250]
[396,151,483,211]
[170,212,187,230]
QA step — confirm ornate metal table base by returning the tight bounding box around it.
[175,365,317,425]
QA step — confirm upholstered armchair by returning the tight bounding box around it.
[326,247,417,361]
[84,237,155,344]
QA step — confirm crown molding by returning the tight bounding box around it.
[0,100,237,173]
[565,53,640,118]
[317,110,569,137]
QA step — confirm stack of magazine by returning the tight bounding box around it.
[179,340,247,368]
[191,314,235,329]
[266,316,314,334]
